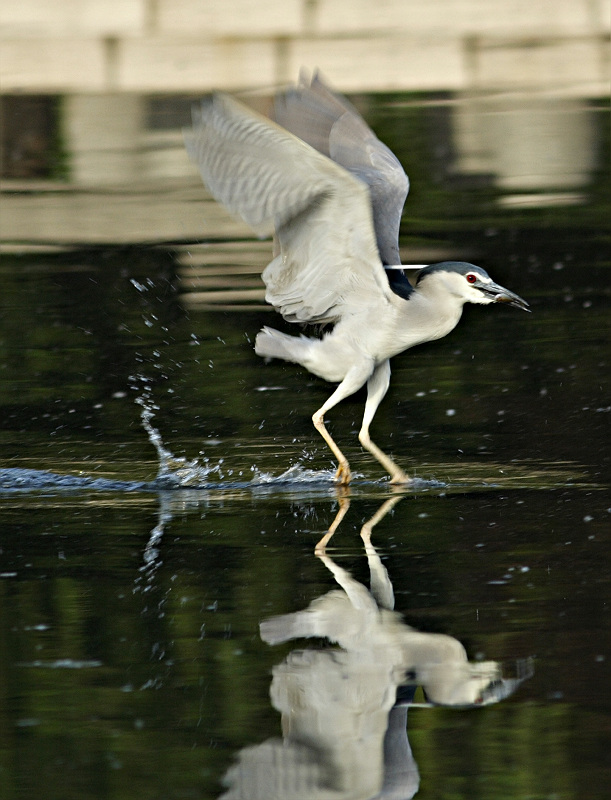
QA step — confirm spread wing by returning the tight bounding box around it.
[273,71,409,266]
[185,93,394,324]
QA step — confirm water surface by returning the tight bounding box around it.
[0,92,609,799]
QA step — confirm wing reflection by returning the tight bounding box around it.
[220,497,533,800]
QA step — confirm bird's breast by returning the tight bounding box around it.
[360,295,464,361]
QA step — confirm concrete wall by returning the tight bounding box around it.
[1,0,609,95]
[1,1,608,245]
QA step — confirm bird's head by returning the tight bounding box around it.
[416,262,529,311]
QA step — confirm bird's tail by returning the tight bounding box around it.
[254,326,313,367]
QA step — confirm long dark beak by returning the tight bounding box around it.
[479,281,530,312]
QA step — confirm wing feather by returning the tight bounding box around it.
[185,93,393,324]
[274,71,409,266]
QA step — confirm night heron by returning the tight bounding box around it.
[185,72,529,485]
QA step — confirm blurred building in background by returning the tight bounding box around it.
[0,0,609,242]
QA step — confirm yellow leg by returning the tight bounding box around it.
[358,429,411,484]
[311,362,374,485]
[313,411,352,484]
[359,360,412,484]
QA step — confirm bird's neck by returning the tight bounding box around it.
[397,286,465,348]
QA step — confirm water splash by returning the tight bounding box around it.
[250,464,341,486]
[134,387,223,488]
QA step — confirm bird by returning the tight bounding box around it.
[185,71,529,485]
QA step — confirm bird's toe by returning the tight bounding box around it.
[389,470,412,485]
[334,462,352,485]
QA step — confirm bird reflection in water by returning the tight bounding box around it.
[220,497,533,799]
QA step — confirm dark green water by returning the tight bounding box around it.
[0,94,609,799]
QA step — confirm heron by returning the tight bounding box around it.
[185,72,529,485]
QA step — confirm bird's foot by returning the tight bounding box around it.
[389,470,412,486]
[334,462,352,485]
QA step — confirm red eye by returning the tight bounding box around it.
[466,273,477,284]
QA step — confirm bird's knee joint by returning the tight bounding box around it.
[358,428,370,447]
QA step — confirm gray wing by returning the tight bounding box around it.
[185,93,394,324]
[274,71,409,266]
